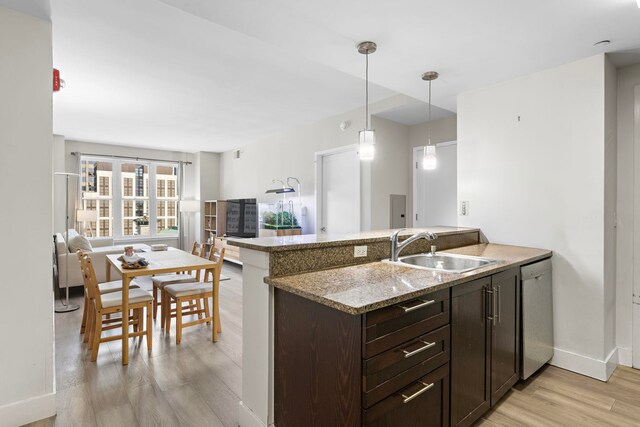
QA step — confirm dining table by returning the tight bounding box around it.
[106,249,217,365]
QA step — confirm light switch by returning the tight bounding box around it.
[460,201,469,216]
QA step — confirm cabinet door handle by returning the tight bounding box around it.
[497,285,501,324]
[401,381,434,403]
[492,286,498,326]
[485,287,494,322]
[398,299,435,313]
[401,340,436,358]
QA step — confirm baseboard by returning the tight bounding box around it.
[550,347,617,381]
[0,392,56,427]
[605,347,619,379]
[617,346,633,366]
[239,401,272,427]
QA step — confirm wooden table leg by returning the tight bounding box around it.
[106,259,111,282]
[122,275,130,365]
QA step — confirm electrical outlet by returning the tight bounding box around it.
[460,201,469,216]
[354,245,368,258]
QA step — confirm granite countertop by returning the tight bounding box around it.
[227,226,479,252]
[264,243,552,315]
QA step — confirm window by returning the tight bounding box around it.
[81,159,113,237]
[80,155,180,239]
[121,162,149,237]
[156,164,179,237]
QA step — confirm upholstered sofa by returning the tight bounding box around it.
[55,230,150,288]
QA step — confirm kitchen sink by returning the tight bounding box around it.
[391,253,497,274]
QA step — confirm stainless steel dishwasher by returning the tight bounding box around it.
[520,258,554,379]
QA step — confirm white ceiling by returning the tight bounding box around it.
[50,0,640,152]
[0,0,50,21]
[376,101,455,126]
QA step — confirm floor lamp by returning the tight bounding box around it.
[180,200,200,250]
[77,208,97,237]
[54,172,80,313]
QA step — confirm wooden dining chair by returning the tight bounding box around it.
[151,242,206,322]
[80,253,154,362]
[163,247,225,344]
[77,250,140,342]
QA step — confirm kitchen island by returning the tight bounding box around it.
[228,228,551,427]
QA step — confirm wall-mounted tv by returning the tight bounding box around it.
[226,198,257,238]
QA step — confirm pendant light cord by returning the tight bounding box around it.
[365,51,370,130]
[427,79,432,145]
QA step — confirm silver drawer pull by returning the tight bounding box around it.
[397,299,435,313]
[401,340,436,358]
[401,381,434,403]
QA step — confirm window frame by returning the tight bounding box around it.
[80,155,180,240]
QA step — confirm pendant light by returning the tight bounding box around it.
[357,41,377,161]
[422,71,439,170]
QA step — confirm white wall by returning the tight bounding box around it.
[616,62,640,366]
[457,54,614,380]
[408,116,457,226]
[413,143,458,226]
[53,134,66,233]
[220,95,415,233]
[193,151,221,246]
[0,6,56,425]
[603,56,617,368]
[370,117,410,229]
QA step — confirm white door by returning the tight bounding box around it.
[413,142,457,227]
[317,146,360,234]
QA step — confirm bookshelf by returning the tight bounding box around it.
[203,200,226,245]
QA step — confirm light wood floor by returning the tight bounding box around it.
[27,263,640,427]
[27,263,244,427]
[479,364,640,426]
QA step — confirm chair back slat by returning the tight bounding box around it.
[77,250,94,300]
[82,255,103,311]
[203,246,225,284]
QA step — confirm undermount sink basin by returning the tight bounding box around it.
[392,253,497,274]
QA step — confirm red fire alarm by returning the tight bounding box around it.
[53,68,61,91]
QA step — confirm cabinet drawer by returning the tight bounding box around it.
[364,289,450,358]
[363,325,450,408]
[363,363,450,427]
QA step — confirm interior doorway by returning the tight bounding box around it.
[413,141,458,227]
[315,145,360,234]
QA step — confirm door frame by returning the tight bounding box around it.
[412,140,457,227]
[315,144,361,235]
[633,85,640,368]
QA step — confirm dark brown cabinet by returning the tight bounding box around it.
[450,268,520,427]
[275,288,450,427]
[274,267,521,427]
[490,268,520,404]
[363,363,449,427]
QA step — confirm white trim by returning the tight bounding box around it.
[606,347,620,379]
[238,401,271,427]
[550,347,617,381]
[0,392,56,427]
[633,85,640,368]
[314,144,361,234]
[618,346,633,366]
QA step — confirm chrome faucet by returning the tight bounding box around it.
[390,229,438,262]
